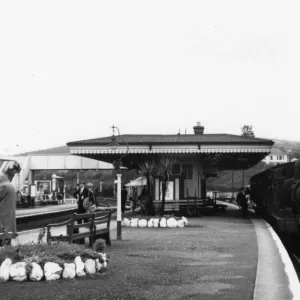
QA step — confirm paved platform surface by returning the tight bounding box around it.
[5,204,300,299]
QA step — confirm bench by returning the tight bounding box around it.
[46,212,95,247]
[46,210,113,247]
[93,210,112,246]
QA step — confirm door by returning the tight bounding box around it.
[182,164,193,198]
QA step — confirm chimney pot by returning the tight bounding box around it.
[193,122,204,135]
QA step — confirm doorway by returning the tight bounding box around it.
[182,163,193,198]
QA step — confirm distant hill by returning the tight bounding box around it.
[273,139,300,159]
[17,145,70,156]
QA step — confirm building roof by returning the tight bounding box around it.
[270,147,287,155]
[67,134,273,146]
[66,131,274,171]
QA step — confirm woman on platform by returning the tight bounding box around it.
[0,163,20,246]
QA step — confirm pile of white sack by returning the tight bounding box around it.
[122,216,188,228]
[0,253,109,283]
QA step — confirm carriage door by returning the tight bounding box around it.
[182,164,193,198]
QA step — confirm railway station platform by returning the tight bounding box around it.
[16,203,77,218]
[8,204,300,299]
[16,197,119,218]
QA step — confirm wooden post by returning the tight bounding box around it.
[242,170,244,188]
[232,171,234,198]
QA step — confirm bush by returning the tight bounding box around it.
[94,239,106,253]
[0,242,101,267]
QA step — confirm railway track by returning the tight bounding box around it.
[16,199,118,232]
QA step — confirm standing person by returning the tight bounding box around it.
[72,181,89,244]
[86,183,97,213]
[236,187,247,219]
[73,182,89,214]
[121,186,128,213]
[0,171,17,246]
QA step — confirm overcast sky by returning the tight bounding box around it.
[1,1,300,154]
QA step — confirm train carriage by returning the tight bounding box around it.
[250,160,300,234]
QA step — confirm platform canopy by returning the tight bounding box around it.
[67,128,274,171]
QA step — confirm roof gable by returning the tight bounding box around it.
[270,147,287,155]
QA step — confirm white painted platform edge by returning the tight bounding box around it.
[218,201,300,298]
[265,221,300,300]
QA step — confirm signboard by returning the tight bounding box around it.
[160,181,174,201]
[29,184,37,197]
[35,180,51,194]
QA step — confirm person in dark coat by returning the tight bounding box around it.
[236,187,248,219]
[73,182,89,214]
[72,182,89,244]
[86,182,97,212]
[121,186,128,213]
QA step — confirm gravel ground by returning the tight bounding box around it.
[0,207,257,300]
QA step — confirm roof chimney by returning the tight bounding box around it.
[193,122,204,135]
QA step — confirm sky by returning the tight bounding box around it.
[1,1,300,155]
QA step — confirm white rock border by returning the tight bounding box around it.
[122,216,188,228]
[0,253,109,283]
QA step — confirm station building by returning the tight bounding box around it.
[262,147,289,165]
[67,123,274,202]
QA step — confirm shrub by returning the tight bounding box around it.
[94,239,106,253]
[0,242,98,266]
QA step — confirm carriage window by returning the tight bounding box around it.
[182,164,193,179]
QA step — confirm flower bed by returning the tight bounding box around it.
[122,216,188,228]
[0,240,109,283]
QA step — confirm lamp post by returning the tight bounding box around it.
[109,125,129,240]
[52,174,57,201]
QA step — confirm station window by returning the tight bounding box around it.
[270,156,273,160]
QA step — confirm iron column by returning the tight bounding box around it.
[116,173,122,240]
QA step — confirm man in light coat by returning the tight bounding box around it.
[0,171,17,246]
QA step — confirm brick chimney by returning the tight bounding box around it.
[193,122,204,135]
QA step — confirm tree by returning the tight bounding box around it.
[138,159,157,216]
[241,125,255,138]
[156,156,177,216]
